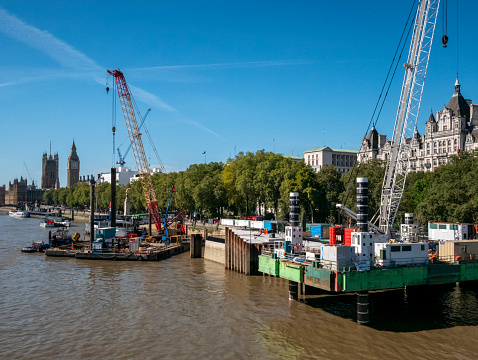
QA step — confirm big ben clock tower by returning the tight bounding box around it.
[67,139,80,188]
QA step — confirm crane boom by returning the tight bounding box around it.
[379,0,440,236]
[107,69,162,230]
[117,108,151,166]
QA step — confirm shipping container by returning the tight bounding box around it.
[375,242,428,267]
[438,240,478,263]
[220,219,235,226]
[428,222,476,241]
[330,226,337,245]
[320,245,354,271]
[95,227,116,240]
[309,224,330,239]
[263,221,272,231]
[344,228,356,246]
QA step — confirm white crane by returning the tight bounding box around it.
[337,0,440,237]
[379,0,440,236]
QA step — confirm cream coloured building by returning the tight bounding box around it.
[358,79,478,171]
[304,147,358,173]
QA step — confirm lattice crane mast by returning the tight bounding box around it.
[116,108,151,166]
[107,69,162,230]
[379,0,440,236]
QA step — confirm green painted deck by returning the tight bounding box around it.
[278,261,304,283]
[258,255,280,276]
[258,255,478,293]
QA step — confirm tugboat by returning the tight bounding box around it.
[21,241,49,253]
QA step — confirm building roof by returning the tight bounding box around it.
[365,126,379,149]
[304,146,357,154]
[427,111,436,123]
[446,78,470,121]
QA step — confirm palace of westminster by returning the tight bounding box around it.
[0,140,81,205]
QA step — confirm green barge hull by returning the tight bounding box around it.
[258,255,478,293]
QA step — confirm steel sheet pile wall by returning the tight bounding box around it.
[225,227,261,275]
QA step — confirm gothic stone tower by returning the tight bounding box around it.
[67,139,80,188]
[41,146,60,190]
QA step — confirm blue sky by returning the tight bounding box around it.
[1,1,477,187]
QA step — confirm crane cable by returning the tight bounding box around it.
[442,0,448,47]
[456,0,458,76]
[110,74,117,168]
[340,0,417,212]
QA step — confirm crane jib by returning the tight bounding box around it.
[378,0,440,236]
[108,69,162,231]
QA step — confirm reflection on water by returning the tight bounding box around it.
[2,215,478,359]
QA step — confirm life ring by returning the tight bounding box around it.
[137,255,143,261]
[280,243,283,249]
[294,245,299,252]
[455,255,462,262]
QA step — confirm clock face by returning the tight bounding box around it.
[72,162,78,169]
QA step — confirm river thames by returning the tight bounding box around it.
[2,214,478,359]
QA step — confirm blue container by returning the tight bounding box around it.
[263,221,272,231]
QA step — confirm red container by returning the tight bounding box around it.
[329,226,336,245]
[344,228,356,246]
[128,233,138,240]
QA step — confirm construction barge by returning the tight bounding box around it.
[43,225,190,261]
[46,241,190,261]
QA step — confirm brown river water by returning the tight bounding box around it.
[2,214,478,359]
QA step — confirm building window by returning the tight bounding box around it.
[444,125,447,131]
[448,140,451,145]
[434,142,437,147]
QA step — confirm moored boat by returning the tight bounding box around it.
[10,210,30,218]
[40,219,55,228]
[21,241,49,253]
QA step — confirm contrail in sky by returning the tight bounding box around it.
[132,60,314,71]
[0,6,181,116]
[0,6,307,139]
[0,7,100,71]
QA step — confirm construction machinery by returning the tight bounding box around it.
[116,108,151,166]
[161,185,186,245]
[378,0,440,237]
[107,69,162,231]
[337,0,440,238]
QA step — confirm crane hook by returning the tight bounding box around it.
[106,86,110,94]
[442,35,448,48]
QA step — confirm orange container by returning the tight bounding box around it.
[344,228,356,246]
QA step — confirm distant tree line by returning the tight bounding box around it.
[43,149,478,227]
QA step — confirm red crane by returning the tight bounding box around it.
[107,69,162,230]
